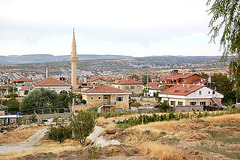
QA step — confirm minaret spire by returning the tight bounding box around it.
[70,29,78,90]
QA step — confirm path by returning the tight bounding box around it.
[0,127,48,154]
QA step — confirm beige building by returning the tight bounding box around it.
[159,84,224,110]
[82,85,131,113]
[111,78,144,95]
[80,77,108,86]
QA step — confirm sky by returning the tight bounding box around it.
[0,0,222,57]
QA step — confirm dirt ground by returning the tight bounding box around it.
[1,114,240,160]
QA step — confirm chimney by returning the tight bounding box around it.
[187,84,190,89]
[183,84,185,87]
[115,79,119,83]
[93,84,95,88]
[133,78,135,81]
[126,78,128,81]
[46,68,48,78]
[84,78,87,83]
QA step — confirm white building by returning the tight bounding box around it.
[159,84,224,107]
[33,77,71,94]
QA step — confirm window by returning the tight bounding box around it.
[170,101,175,106]
[199,91,201,95]
[98,97,101,99]
[130,86,135,89]
[200,102,206,106]
[178,101,183,106]
[137,86,141,90]
[208,91,211,94]
[190,102,196,105]
[118,86,120,88]
[213,91,215,94]
[91,97,93,99]
[116,97,123,101]
[125,86,129,90]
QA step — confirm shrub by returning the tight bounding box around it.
[71,110,95,145]
[47,123,71,143]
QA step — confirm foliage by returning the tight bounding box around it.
[129,74,139,80]
[200,72,209,82]
[81,99,87,105]
[71,110,95,145]
[207,0,240,85]
[222,90,240,105]
[8,87,17,93]
[211,73,233,95]
[24,90,29,95]
[129,99,142,107]
[4,93,18,98]
[47,123,72,143]
[116,108,240,129]
[158,101,170,112]
[20,88,62,114]
[5,97,20,114]
[142,75,151,85]
[28,115,37,123]
[59,92,71,108]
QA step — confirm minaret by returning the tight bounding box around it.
[70,29,78,90]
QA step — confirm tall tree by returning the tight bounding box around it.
[142,75,151,85]
[211,73,234,95]
[207,0,240,84]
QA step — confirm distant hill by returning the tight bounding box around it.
[0,54,131,64]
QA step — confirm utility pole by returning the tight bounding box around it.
[72,98,75,138]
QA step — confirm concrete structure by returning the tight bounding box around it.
[159,84,224,108]
[70,29,78,90]
[82,85,131,113]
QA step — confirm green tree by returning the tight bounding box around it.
[59,92,71,108]
[211,73,234,95]
[20,88,61,114]
[8,87,17,93]
[71,110,95,145]
[207,0,240,85]
[129,74,139,80]
[158,101,170,112]
[142,75,151,85]
[6,98,20,114]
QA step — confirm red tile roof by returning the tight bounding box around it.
[34,77,70,87]
[145,82,160,87]
[84,84,131,94]
[159,84,204,96]
[111,78,143,85]
[149,86,162,90]
[19,87,30,91]
[12,77,33,82]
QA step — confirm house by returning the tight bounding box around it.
[12,77,33,90]
[149,86,162,97]
[145,82,160,89]
[33,77,71,94]
[82,84,131,113]
[159,84,224,112]
[19,86,31,97]
[163,73,206,85]
[111,78,144,95]
[80,77,108,86]
[0,84,13,94]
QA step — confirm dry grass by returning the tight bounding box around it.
[202,113,240,123]
[0,126,39,144]
[138,141,183,160]
[96,117,111,126]
[0,139,82,160]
